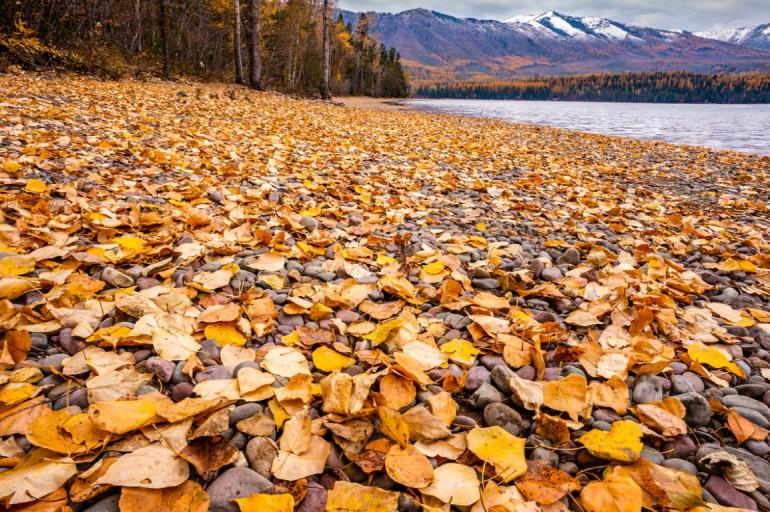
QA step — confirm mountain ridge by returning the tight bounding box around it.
[339,9,770,80]
[697,24,770,51]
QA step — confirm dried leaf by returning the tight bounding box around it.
[579,420,643,462]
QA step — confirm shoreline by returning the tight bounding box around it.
[341,95,770,160]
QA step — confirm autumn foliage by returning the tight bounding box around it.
[1,73,770,511]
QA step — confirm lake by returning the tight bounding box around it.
[406,99,770,156]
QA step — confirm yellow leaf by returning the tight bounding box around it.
[440,339,480,368]
[362,318,402,344]
[204,323,247,346]
[579,420,643,462]
[377,252,398,265]
[581,473,643,512]
[234,494,294,512]
[476,222,487,231]
[312,346,355,372]
[423,260,446,275]
[421,463,480,506]
[0,383,37,405]
[466,426,526,482]
[3,161,22,173]
[88,399,157,434]
[24,179,47,193]
[299,206,322,217]
[688,343,746,378]
[543,373,587,421]
[26,409,95,455]
[378,406,410,447]
[0,256,35,277]
[113,236,146,252]
[384,443,434,488]
[326,481,399,512]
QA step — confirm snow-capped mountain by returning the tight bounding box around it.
[697,24,770,51]
[339,9,770,79]
[505,11,645,42]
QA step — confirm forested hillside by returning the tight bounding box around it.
[416,72,770,103]
[0,1,408,97]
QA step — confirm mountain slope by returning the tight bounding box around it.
[697,24,770,51]
[340,9,770,80]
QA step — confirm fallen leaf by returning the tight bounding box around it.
[581,472,643,512]
[0,448,77,505]
[271,435,330,481]
[326,481,399,512]
[384,443,434,488]
[180,437,239,480]
[688,343,746,378]
[312,346,355,372]
[515,460,581,505]
[543,373,587,421]
[95,444,189,488]
[119,480,209,512]
[466,426,527,482]
[579,420,643,462]
[88,399,157,434]
[421,463,480,506]
[234,493,294,512]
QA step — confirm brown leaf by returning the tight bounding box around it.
[119,480,209,512]
[180,437,239,480]
[514,460,581,505]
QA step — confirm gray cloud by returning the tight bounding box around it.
[337,0,770,31]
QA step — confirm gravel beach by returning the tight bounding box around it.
[1,72,770,511]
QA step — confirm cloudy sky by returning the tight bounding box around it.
[337,0,770,32]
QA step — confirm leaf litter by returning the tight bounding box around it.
[0,73,769,511]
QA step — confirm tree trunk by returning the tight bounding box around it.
[158,0,170,79]
[320,0,331,100]
[233,0,244,84]
[247,0,262,90]
[132,0,143,52]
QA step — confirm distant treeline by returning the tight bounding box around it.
[415,72,770,103]
[1,2,408,98]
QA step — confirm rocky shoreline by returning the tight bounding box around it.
[1,72,770,512]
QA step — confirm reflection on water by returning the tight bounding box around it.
[407,99,770,156]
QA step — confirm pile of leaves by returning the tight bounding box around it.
[0,72,769,512]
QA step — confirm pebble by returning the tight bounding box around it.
[720,395,770,417]
[464,365,491,392]
[196,365,231,382]
[82,494,120,512]
[471,383,502,408]
[484,403,524,436]
[144,357,176,382]
[531,447,559,466]
[297,481,327,512]
[632,374,663,404]
[490,365,516,394]
[556,248,581,265]
[677,392,713,426]
[244,437,278,479]
[541,266,563,282]
[171,382,195,402]
[671,374,696,395]
[207,467,274,512]
[640,446,665,465]
[230,403,263,426]
[705,476,757,510]
[471,278,500,290]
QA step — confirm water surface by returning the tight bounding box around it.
[407,99,770,156]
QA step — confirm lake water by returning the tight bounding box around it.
[407,99,770,156]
